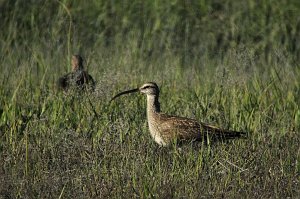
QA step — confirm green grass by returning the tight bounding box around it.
[0,0,300,198]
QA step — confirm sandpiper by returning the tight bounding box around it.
[111,82,246,146]
[57,55,95,92]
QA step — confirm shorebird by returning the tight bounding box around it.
[57,55,95,92]
[111,82,246,146]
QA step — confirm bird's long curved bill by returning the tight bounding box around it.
[110,88,139,102]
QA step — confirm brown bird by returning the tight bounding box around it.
[57,55,95,92]
[111,82,246,146]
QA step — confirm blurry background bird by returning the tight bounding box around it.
[57,55,95,92]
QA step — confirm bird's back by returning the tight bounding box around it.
[57,70,95,92]
[151,113,245,145]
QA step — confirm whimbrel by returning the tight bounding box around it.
[57,55,95,92]
[111,82,246,146]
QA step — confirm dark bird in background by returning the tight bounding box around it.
[57,55,95,92]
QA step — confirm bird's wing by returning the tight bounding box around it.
[200,122,246,138]
[57,73,72,89]
[158,114,202,140]
[157,114,246,141]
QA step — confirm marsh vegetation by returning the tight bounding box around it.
[0,1,299,198]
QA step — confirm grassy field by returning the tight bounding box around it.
[1,0,300,198]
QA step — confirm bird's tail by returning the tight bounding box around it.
[201,123,247,140]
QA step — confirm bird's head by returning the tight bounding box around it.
[110,82,160,102]
[72,55,84,71]
[139,82,159,96]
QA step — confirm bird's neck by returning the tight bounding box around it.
[72,64,84,72]
[146,95,160,115]
[146,94,166,146]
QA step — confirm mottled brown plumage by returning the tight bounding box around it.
[111,82,246,146]
[57,55,95,92]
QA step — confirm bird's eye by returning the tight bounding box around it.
[143,86,150,89]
